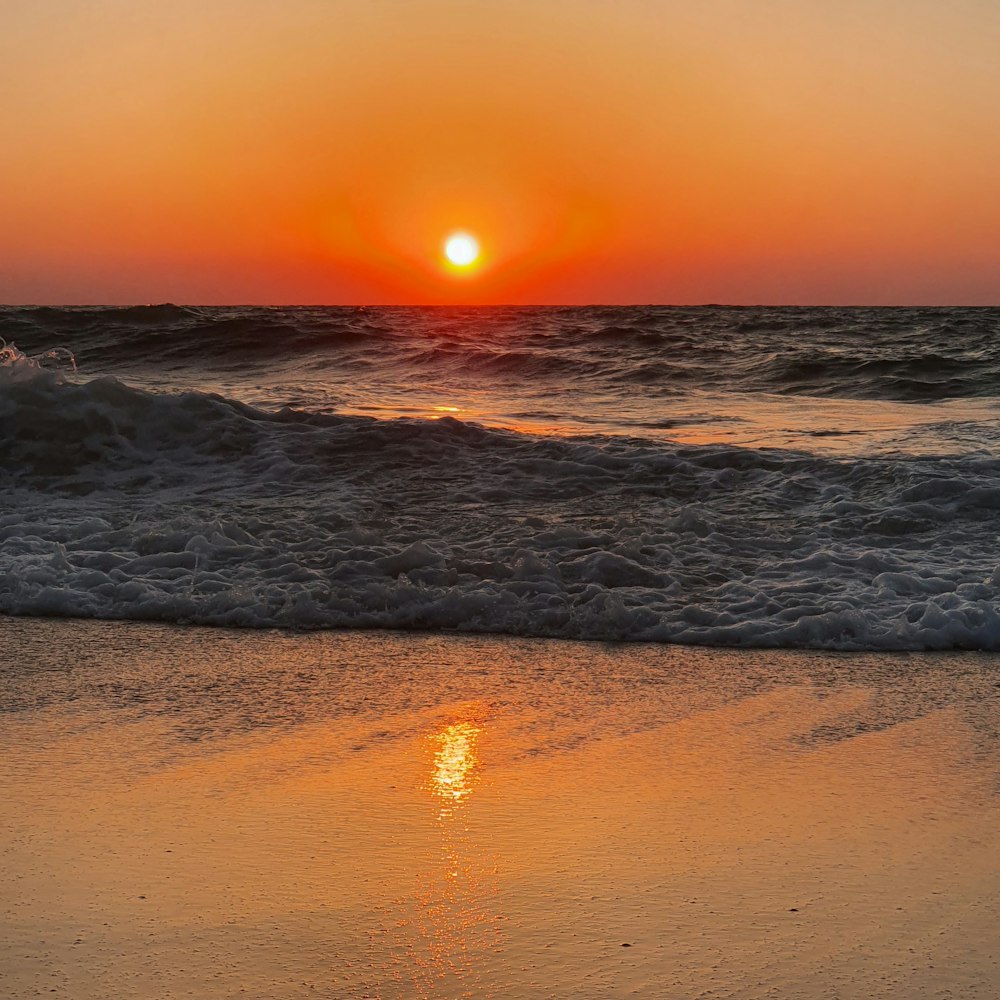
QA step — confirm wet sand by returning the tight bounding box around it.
[2,619,999,998]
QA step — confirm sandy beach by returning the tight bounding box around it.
[2,618,999,998]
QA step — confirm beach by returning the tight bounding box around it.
[6,0,1000,994]
[3,617,999,998]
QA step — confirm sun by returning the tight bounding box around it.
[444,232,479,268]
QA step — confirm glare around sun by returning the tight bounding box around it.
[444,232,479,267]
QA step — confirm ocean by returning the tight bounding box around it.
[2,304,1000,649]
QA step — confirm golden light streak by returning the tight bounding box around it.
[430,721,481,816]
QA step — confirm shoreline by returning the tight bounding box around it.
[5,611,1000,657]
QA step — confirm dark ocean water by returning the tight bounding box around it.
[3,304,1000,649]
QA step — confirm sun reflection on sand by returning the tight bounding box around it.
[379,716,504,995]
[430,721,481,817]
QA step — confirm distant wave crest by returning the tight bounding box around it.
[4,304,1000,401]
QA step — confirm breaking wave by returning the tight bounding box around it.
[4,358,1000,650]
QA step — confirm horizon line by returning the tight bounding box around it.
[4,302,999,310]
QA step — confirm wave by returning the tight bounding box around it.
[4,363,1000,650]
[4,304,1000,402]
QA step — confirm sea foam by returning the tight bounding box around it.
[4,357,1000,650]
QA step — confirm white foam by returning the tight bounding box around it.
[3,368,1000,650]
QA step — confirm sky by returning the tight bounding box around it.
[2,0,999,305]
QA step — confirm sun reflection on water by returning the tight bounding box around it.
[431,721,481,817]
[373,716,502,995]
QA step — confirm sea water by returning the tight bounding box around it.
[3,304,1000,649]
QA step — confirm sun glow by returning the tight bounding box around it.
[444,232,480,268]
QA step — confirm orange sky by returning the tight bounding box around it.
[2,0,999,304]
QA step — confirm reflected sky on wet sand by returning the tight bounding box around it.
[3,620,1000,998]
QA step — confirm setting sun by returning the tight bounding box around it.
[444,232,480,268]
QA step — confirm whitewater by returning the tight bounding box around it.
[3,304,1000,649]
